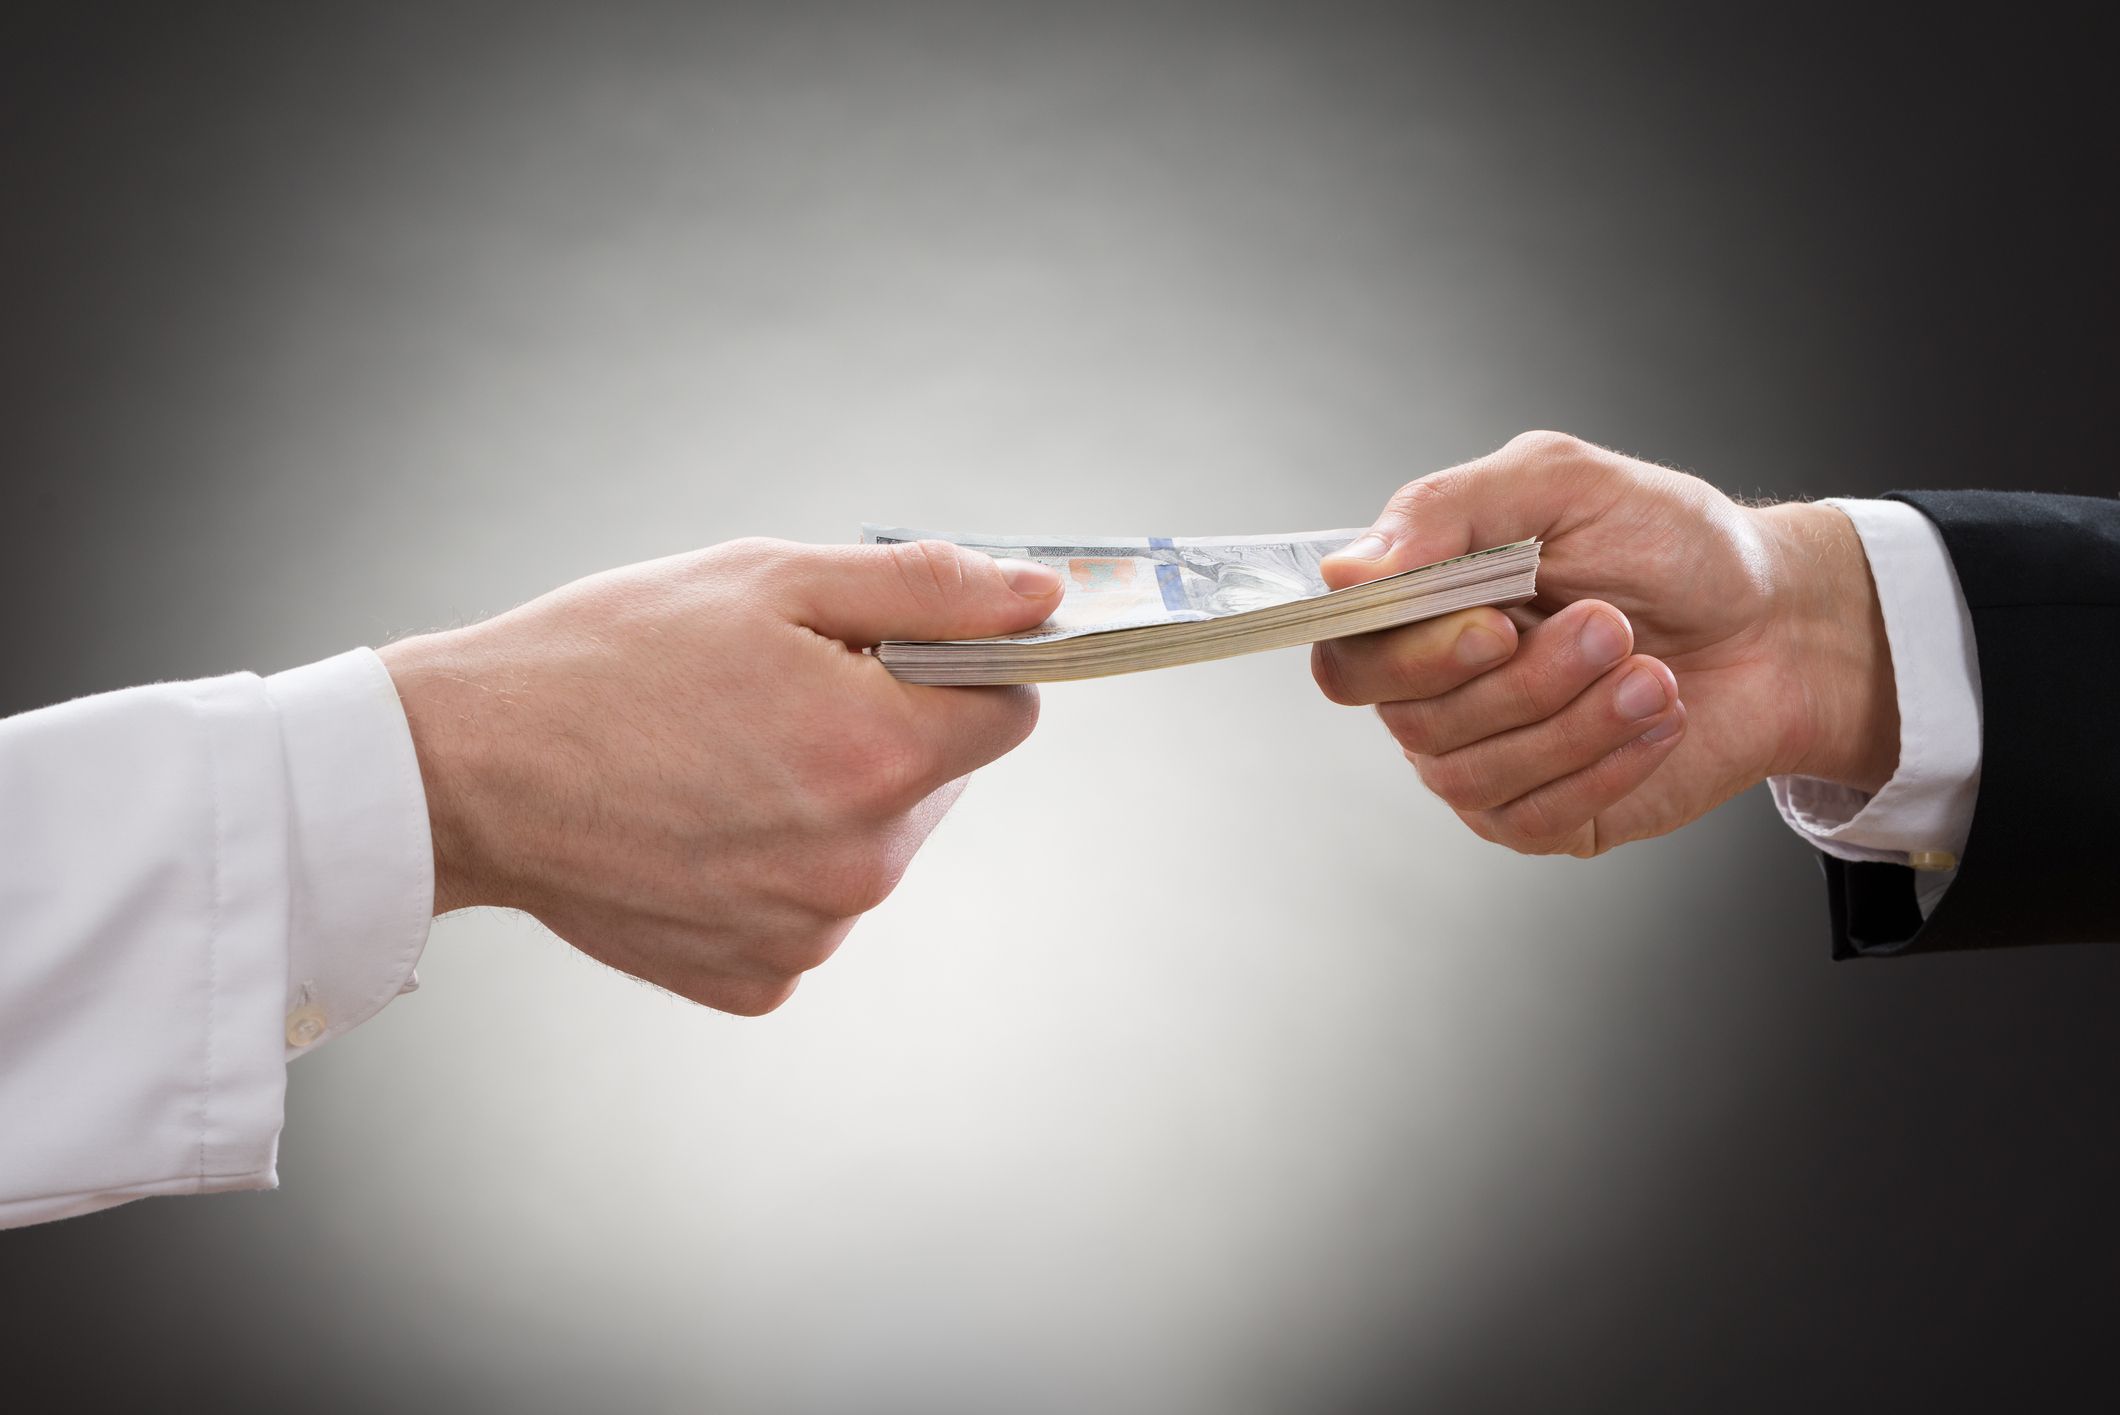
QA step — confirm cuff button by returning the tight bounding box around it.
[1908,850,1958,872]
[285,1005,328,1048]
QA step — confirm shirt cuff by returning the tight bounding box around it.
[263,649,434,1058]
[1769,498,1983,914]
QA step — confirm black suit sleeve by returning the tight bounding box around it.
[1824,490,2120,958]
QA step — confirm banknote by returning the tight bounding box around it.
[861,525,1369,645]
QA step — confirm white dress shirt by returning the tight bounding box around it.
[0,649,432,1229]
[1768,499,1984,916]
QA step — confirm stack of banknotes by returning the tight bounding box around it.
[861,525,1541,685]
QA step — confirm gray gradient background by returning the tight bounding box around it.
[3,4,2117,1412]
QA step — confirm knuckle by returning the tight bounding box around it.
[1456,808,1512,850]
[1490,794,1575,854]
[1505,428,1585,462]
[1383,472,1456,526]
[1496,792,1556,843]
[1376,699,1440,755]
[1312,643,1358,705]
[709,976,801,1017]
[712,536,796,574]
[1412,752,1468,808]
[1504,649,1575,724]
[1487,671,1541,730]
[888,538,972,604]
[821,843,904,918]
[1417,750,1507,812]
[775,922,851,975]
[1546,695,1607,762]
[987,684,1042,754]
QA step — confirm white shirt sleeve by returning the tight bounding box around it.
[0,648,433,1229]
[1768,498,1984,917]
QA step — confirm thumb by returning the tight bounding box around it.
[1320,431,1593,591]
[786,539,1064,647]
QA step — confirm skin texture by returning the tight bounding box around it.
[379,537,1063,1016]
[1312,431,1898,858]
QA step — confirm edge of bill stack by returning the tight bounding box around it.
[874,539,1540,686]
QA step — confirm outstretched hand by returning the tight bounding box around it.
[381,538,1063,1015]
[1312,432,1898,856]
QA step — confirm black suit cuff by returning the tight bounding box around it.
[1823,854,1925,958]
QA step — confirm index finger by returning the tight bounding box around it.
[1312,606,1519,707]
[897,680,1044,787]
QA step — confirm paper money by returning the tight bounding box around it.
[861,525,1540,684]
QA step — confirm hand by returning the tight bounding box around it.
[1310,431,1898,856]
[378,538,1063,1015]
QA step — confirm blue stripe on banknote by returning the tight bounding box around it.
[1148,538,1187,612]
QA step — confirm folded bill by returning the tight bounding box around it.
[861,525,1540,684]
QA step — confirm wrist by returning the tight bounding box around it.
[379,629,498,916]
[1753,501,1900,794]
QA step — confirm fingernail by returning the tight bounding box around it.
[1614,667,1668,721]
[1578,613,1627,669]
[1456,623,1511,667]
[1338,533,1391,562]
[997,558,1061,597]
[1639,712,1684,744]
